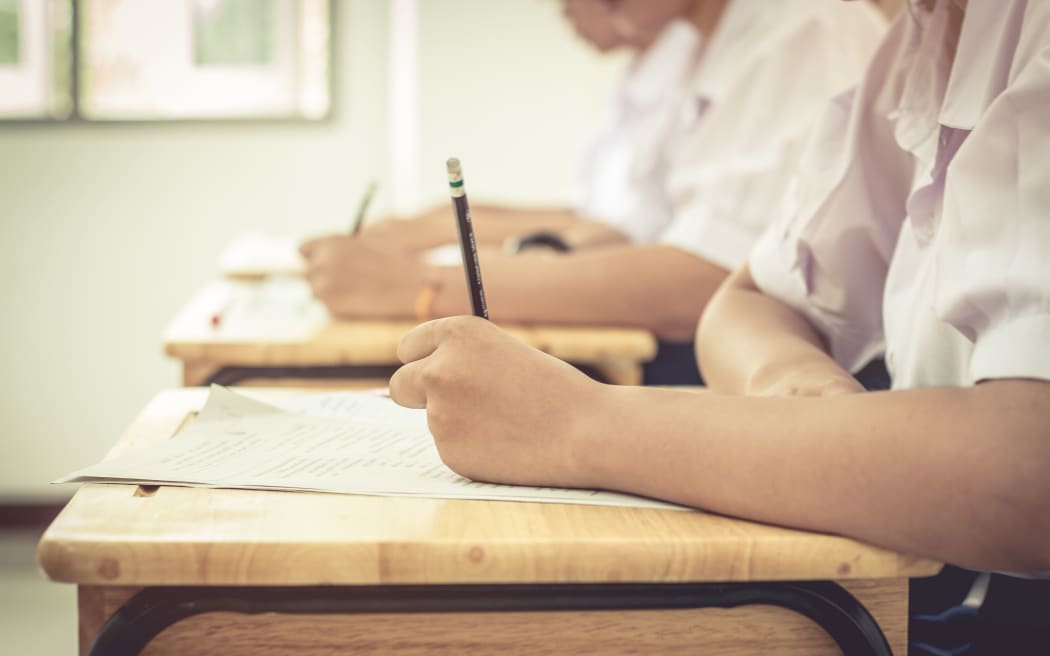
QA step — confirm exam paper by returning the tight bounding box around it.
[218,277,329,335]
[56,386,684,511]
[218,233,307,278]
[218,233,461,278]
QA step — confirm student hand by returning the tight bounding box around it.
[300,234,429,319]
[389,316,606,488]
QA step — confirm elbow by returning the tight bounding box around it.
[950,481,1050,574]
[939,380,1050,573]
[997,495,1050,573]
[695,285,726,357]
[696,264,754,361]
[984,427,1050,573]
[963,531,1050,575]
[694,276,738,384]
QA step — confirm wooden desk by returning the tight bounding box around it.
[165,279,658,387]
[39,389,941,655]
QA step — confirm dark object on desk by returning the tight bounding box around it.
[505,231,572,254]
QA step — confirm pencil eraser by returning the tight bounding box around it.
[446,158,462,176]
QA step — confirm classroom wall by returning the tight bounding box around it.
[0,0,623,501]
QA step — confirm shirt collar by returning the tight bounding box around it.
[891,0,957,154]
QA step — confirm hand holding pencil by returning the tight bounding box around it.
[299,159,492,322]
[299,179,434,318]
[389,158,602,486]
[389,314,600,488]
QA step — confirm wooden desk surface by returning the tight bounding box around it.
[39,388,941,588]
[164,280,657,384]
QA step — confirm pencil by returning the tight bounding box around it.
[446,158,488,319]
[349,181,378,235]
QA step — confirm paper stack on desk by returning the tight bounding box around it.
[218,232,463,280]
[55,386,683,511]
[218,233,307,279]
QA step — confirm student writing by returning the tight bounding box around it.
[299,0,885,384]
[388,0,1050,575]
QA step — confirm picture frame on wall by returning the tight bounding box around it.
[0,0,73,120]
[77,0,331,120]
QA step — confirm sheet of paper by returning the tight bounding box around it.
[277,391,426,428]
[420,243,462,267]
[218,233,307,278]
[217,277,329,335]
[219,235,462,277]
[163,278,330,342]
[56,386,685,511]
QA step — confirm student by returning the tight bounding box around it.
[387,0,1050,580]
[300,0,885,383]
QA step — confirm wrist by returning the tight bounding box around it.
[565,382,633,489]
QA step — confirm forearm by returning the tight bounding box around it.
[471,204,584,244]
[366,204,595,251]
[553,220,632,250]
[580,380,1050,571]
[366,204,627,253]
[697,265,853,394]
[430,246,728,341]
[469,205,630,249]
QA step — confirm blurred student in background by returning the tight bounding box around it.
[301,0,886,384]
[391,0,1050,651]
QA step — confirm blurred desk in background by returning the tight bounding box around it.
[164,278,658,387]
[38,388,941,655]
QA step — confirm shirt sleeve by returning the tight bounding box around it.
[749,44,917,374]
[935,19,1050,384]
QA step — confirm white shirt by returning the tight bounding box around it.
[574,19,701,244]
[750,0,1050,389]
[575,0,887,270]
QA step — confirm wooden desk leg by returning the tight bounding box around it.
[589,360,643,386]
[79,586,140,655]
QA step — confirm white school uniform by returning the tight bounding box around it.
[749,0,1050,389]
[574,19,700,244]
[575,0,887,270]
